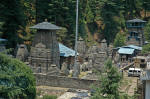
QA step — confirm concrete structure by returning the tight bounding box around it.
[126,18,146,46]
[140,56,150,99]
[133,56,146,68]
[28,21,61,74]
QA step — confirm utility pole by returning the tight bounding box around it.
[73,0,79,77]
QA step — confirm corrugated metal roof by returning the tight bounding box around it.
[0,38,7,41]
[127,45,142,50]
[118,48,135,55]
[122,45,142,50]
[127,18,146,23]
[30,22,61,30]
[59,43,78,57]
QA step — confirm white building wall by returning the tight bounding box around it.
[145,80,150,99]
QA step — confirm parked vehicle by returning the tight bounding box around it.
[128,68,141,77]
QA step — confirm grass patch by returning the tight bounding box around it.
[42,95,57,99]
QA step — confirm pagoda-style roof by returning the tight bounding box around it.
[30,22,61,30]
[127,18,146,23]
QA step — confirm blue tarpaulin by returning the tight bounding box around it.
[59,43,78,57]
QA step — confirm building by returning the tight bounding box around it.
[115,45,142,62]
[28,21,61,74]
[133,56,147,68]
[118,47,135,62]
[140,56,150,99]
[126,18,146,46]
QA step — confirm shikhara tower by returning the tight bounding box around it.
[29,21,61,74]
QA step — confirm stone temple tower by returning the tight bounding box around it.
[126,18,146,46]
[28,21,61,74]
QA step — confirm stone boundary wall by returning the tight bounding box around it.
[34,74,97,90]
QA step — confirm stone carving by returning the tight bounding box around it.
[77,37,86,57]
[61,62,69,76]
[47,64,61,76]
[100,39,107,52]
[29,43,51,74]
[16,44,29,62]
[73,60,80,77]
[83,43,108,71]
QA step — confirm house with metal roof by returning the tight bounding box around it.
[115,44,142,62]
[118,47,135,62]
[126,18,146,46]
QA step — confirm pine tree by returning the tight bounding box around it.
[91,59,121,99]
[98,0,125,44]
[0,0,26,49]
[114,32,126,47]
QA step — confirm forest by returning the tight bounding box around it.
[0,0,150,49]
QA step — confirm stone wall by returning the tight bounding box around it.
[35,74,97,90]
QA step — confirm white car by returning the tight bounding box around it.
[128,68,141,77]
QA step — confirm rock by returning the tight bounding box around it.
[16,44,29,62]
[61,62,69,76]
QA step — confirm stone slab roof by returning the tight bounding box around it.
[30,22,61,30]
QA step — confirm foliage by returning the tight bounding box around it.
[0,53,36,99]
[91,59,121,99]
[56,27,68,43]
[144,20,150,42]
[123,0,143,19]
[0,0,150,49]
[98,0,125,44]
[0,0,27,49]
[42,95,57,99]
[142,43,150,54]
[114,32,126,47]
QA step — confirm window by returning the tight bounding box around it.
[141,59,145,63]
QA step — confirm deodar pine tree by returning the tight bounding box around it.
[0,0,26,49]
[91,59,121,99]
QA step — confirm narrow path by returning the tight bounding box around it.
[120,70,138,96]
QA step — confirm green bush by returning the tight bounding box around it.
[114,32,126,48]
[0,53,36,99]
[142,43,150,54]
[43,95,57,99]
